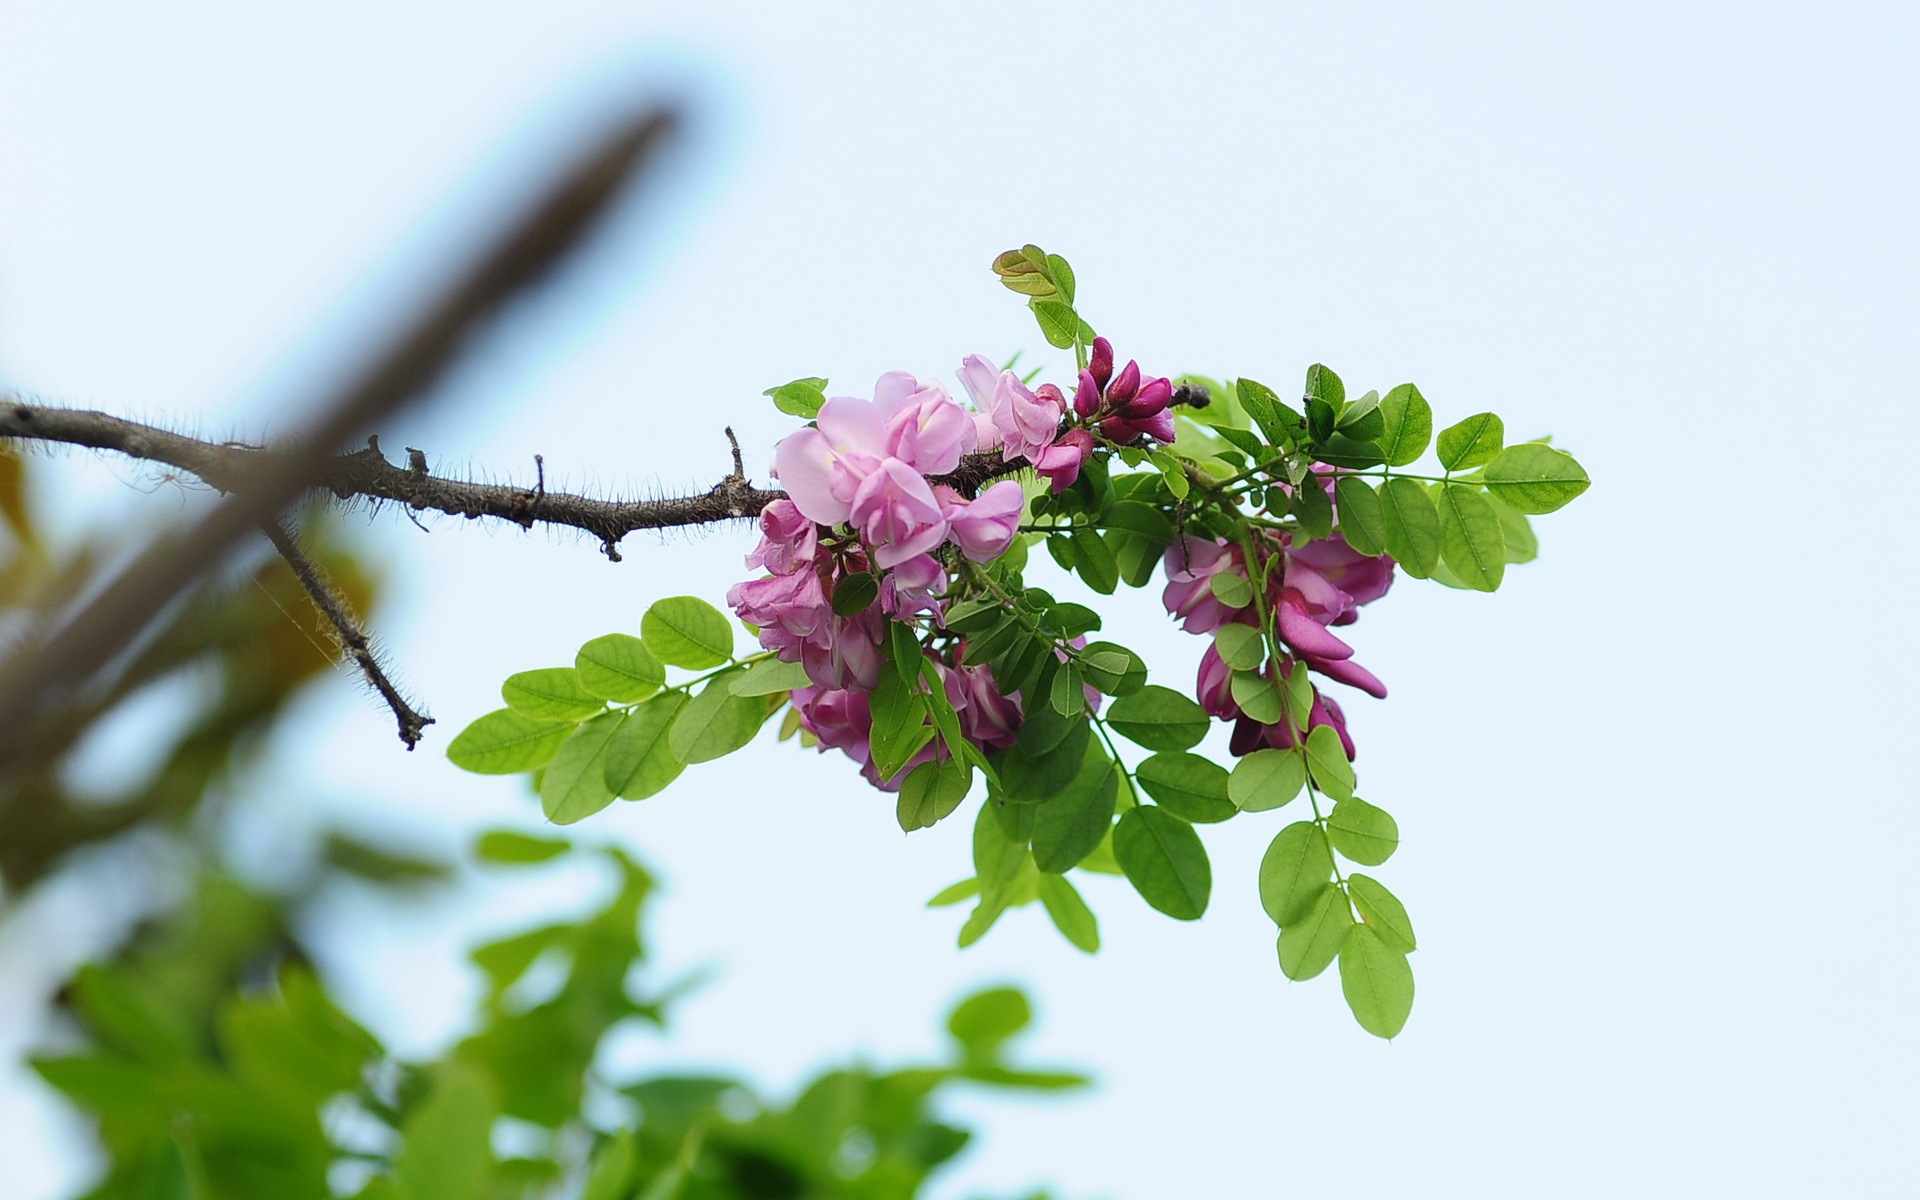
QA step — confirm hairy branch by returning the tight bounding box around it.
[0,402,1026,555]
[259,518,433,749]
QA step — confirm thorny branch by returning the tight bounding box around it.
[258,518,434,749]
[0,401,1026,554]
[0,399,1029,744]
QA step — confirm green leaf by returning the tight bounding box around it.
[1071,529,1119,594]
[1030,741,1119,873]
[1482,443,1591,513]
[542,712,625,824]
[832,570,879,616]
[1489,493,1539,563]
[1436,412,1504,471]
[1112,807,1211,919]
[574,634,664,702]
[503,668,606,721]
[396,1064,497,1200]
[448,709,576,775]
[1259,821,1334,926]
[475,830,570,865]
[1278,885,1353,981]
[1304,724,1355,801]
[729,656,813,696]
[1348,873,1417,952]
[898,758,974,832]
[869,667,934,783]
[582,1131,638,1200]
[1078,641,1146,695]
[1101,501,1176,542]
[1333,476,1388,558]
[889,618,924,689]
[1213,624,1265,671]
[1437,483,1507,592]
[668,669,767,763]
[641,596,734,669]
[605,693,687,799]
[1229,671,1283,725]
[1338,388,1381,428]
[1032,299,1080,349]
[973,799,1033,893]
[1229,748,1306,812]
[927,878,980,908]
[947,987,1031,1063]
[1105,685,1209,752]
[1378,476,1442,578]
[1377,384,1432,467]
[1037,874,1099,953]
[1291,473,1335,540]
[1151,449,1191,499]
[1046,253,1076,304]
[1340,925,1415,1038]
[764,377,828,419]
[1327,797,1399,865]
[1134,753,1235,823]
[1315,435,1386,471]
[1050,602,1102,637]
[1207,570,1253,608]
[1283,660,1314,732]
[1303,363,1345,410]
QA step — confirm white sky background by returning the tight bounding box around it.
[1,2,1916,1197]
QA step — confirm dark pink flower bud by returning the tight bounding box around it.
[1107,359,1141,409]
[1074,369,1101,418]
[1089,337,1114,389]
[1121,376,1174,419]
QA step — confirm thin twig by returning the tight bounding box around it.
[0,107,682,741]
[258,519,433,749]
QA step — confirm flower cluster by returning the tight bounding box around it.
[1162,498,1395,760]
[732,346,1179,788]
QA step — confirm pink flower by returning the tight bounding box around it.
[772,396,890,526]
[1160,536,1253,634]
[880,552,947,619]
[958,354,1065,464]
[1195,641,1240,719]
[1033,428,1094,492]
[949,662,1022,751]
[847,458,949,568]
[794,685,872,762]
[874,371,976,475]
[1229,688,1356,760]
[1286,533,1394,625]
[744,499,820,575]
[799,609,884,691]
[936,479,1025,562]
[727,568,830,655]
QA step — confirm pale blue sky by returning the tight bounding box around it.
[2,3,1916,1197]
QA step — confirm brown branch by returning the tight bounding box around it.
[0,402,1027,555]
[259,518,433,748]
[0,107,681,738]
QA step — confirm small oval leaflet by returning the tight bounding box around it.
[641,596,734,669]
[604,693,687,800]
[1112,806,1211,920]
[1229,748,1306,812]
[447,710,576,776]
[1105,686,1209,752]
[502,668,606,721]
[1339,925,1415,1039]
[541,712,626,825]
[574,633,664,702]
[1258,821,1334,927]
[1327,797,1399,865]
[1278,884,1353,982]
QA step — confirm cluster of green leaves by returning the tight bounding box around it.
[991,244,1095,360]
[35,833,1083,1200]
[450,248,1590,1040]
[447,597,807,825]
